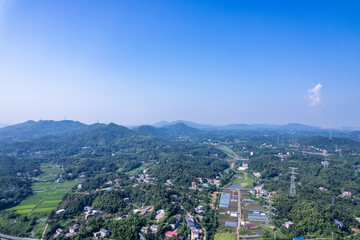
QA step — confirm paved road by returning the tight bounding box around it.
[0,233,38,240]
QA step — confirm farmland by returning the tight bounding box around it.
[218,145,239,159]
[226,171,255,189]
[34,163,62,182]
[214,232,237,240]
[7,180,81,214]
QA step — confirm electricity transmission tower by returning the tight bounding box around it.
[289,167,298,197]
[263,198,276,225]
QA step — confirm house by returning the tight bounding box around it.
[191,229,200,240]
[94,229,110,238]
[195,205,205,213]
[339,191,352,197]
[69,224,79,234]
[166,179,173,184]
[56,209,65,214]
[186,218,197,230]
[140,226,150,234]
[282,221,294,229]
[56,228,63,235]
[165,231,179,237]
[230,212,239,217]
[105,181,113,185]
[84,207,103,219]
[77,184,83,189]
[157,209,165,215]
[259,189,268,196]
[170,215,182,230]
[238,166,248,171]
[84,206,93,212]
[253,172,261,178]
[150,224,159,233]
[318,187,327,191]
[55,178,63,183]
[191,181,197,187]
[124,198,130,203]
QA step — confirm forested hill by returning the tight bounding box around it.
[0,123,157,156]
[0,120,104,143]
[300,136,360,151]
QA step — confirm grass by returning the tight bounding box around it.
[214,232,237,240]
[225,172,255,189]
[123,163,151,175]
[218,146,238,158]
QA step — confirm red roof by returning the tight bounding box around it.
[165,231,178,236]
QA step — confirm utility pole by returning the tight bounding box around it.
[289,167,298,197]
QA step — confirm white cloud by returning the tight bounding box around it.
[307,83,322,107]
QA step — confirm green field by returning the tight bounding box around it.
[35,163,62,182]
[123,162,151,175]
[7,180,81,214]
[226,172,255,189]
[218,145,238,158]
[214,232,237,240]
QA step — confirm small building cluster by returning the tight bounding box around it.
[250,184,268,197]
[141,224,159,235]
[84,206,103,219]
[282,221,294,229]
[93,229,110,238]
[65,224,80,238]
[339,191,352,198]
[133,205,154,215]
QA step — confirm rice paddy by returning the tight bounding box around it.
[7,180,81,214]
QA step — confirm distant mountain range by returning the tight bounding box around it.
[0,119,359,144]
[153,120,320,132]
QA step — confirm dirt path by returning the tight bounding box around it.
[41,223,48,240]
[210,192,219,209]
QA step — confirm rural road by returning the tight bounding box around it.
[236,189,241,240]
[0,233,38,240]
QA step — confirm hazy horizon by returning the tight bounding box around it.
[1,119,360,130]
[1,1,359,127]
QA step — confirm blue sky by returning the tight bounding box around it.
[0,0,359,127]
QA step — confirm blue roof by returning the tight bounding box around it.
[219,193,231,208]
[225,221,237,228]
[227,184,247,190]
[293,238,305,240]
